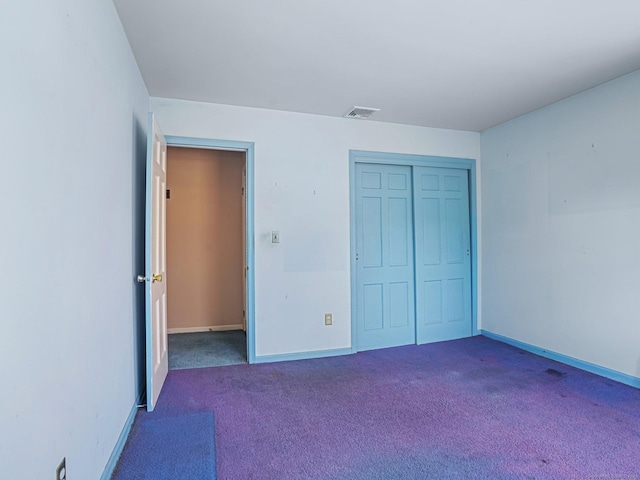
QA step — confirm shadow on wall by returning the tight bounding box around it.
[132,113,147,403]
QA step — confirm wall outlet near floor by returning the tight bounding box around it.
[324,313,333,325]
[56,458,66,480]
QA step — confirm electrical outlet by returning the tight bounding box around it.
[56,458,66,480]
[324,313,332,325]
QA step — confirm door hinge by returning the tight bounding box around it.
[166,189,171,199]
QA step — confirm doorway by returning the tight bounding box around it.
[163,139,255,367]
[350,150,478,352]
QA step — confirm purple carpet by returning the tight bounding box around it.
[112,412,216,479]
[135,336,640,479]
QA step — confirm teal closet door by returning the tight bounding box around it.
[355,163,416,351]
[413,167,472,344]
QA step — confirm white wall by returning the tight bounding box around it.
[481,70,640,379]
[151,98,481,357]
[0,1,149,478]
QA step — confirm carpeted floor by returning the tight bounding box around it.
[124,336,640,479]
[169,330,247,370]
[111,412,217,480]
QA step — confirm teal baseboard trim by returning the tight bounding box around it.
[100,401,140,480]
[481,330,640,389]
[253,347,353,364]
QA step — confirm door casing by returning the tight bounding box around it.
[165,135,256,363]
[349,150,478,353]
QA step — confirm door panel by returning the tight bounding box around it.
[389,282,410,327]
[355,164,415,351]
[362,197,383,267]
[388,198,409,265]
[363,284,384,330]
[414,167,472,344]
[423,281,442,324]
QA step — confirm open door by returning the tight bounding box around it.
[139,112,168,411]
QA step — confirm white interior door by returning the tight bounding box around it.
[144,113,168,411]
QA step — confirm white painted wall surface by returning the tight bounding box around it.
[0,1,149,479]
[150,98,481,357]
[481,70,640,379]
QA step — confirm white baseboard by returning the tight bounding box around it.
[168,324,244,334]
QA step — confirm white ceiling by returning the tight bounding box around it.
[113,0,640,132]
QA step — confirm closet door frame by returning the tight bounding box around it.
[349,150,479,353]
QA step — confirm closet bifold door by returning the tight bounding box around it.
[413,166,472,344]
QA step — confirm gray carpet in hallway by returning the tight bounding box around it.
[169,330,247,370]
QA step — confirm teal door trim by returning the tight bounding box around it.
[165,135,256,364]
[349,150,478,353]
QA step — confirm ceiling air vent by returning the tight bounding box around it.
[343,106,380,120]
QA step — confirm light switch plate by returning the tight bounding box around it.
[272,231,280,243]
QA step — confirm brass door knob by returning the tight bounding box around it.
[152,274,163,283]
